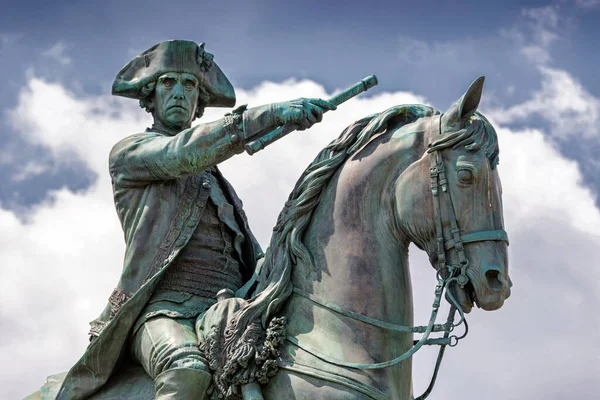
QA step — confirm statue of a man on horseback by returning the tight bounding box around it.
[30,39,512,400]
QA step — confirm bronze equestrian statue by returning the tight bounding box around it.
[28,40,511,400]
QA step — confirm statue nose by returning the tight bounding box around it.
[173,82,185,98]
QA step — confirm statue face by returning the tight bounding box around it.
[153,72,200,129]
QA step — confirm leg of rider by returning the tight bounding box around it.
[130,316,212,400]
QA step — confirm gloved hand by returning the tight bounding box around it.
[272,98,337,130]
[241,98,336,142]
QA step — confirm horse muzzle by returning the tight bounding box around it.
[468,265,511,311]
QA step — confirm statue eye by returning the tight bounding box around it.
[457,169,474,184]
[161,78,176,88]
[184,79,198,90]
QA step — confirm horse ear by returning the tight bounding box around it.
[442,76,485,129]
[459,76,485,120]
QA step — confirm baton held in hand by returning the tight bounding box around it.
[245,75,379,155]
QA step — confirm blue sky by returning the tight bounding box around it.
[2,1,600,399]
[2,0,600,208]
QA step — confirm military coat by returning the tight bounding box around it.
[54,118,263,400]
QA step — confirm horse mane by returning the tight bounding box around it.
[231,104,438,333]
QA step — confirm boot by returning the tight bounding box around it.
[154,367,212,400]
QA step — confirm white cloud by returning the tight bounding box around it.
[2,77,599,399]
[489,7,600,139]
[489,66,600,138]
[518,5,561,65]
[388,3,600,165]
[522,6,559,30]
[8,78,150,173]
[41,41,71,65]
[11,160,49,182]
[573,0,600,8]
[497,124,600,234]
[394,5,562,72]
[519,44,553,65]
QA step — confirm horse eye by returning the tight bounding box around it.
[457,169,474,184]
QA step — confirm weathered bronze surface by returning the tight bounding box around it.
[27,41,510,400]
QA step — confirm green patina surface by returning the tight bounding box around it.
[28,41,511,400]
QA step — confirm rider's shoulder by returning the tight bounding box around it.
[109,130,164,160]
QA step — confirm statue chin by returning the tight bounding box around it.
[165,110,191,126]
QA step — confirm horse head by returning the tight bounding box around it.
[395,77,511,313]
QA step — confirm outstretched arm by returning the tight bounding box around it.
[109,99,335,187]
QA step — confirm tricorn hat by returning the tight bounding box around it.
[112,40,236,108]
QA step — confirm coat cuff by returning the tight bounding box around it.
[223,104,247,151]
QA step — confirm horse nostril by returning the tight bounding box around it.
[485,268,503,291]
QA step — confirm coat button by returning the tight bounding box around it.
[202,181,211,189]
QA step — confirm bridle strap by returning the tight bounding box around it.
[435,147,470,275]
[414,304,457,400]
[445,229,509,250]
[429,115,447,272]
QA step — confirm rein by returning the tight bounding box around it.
[288,274,463,371]
[286,114,509,399]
